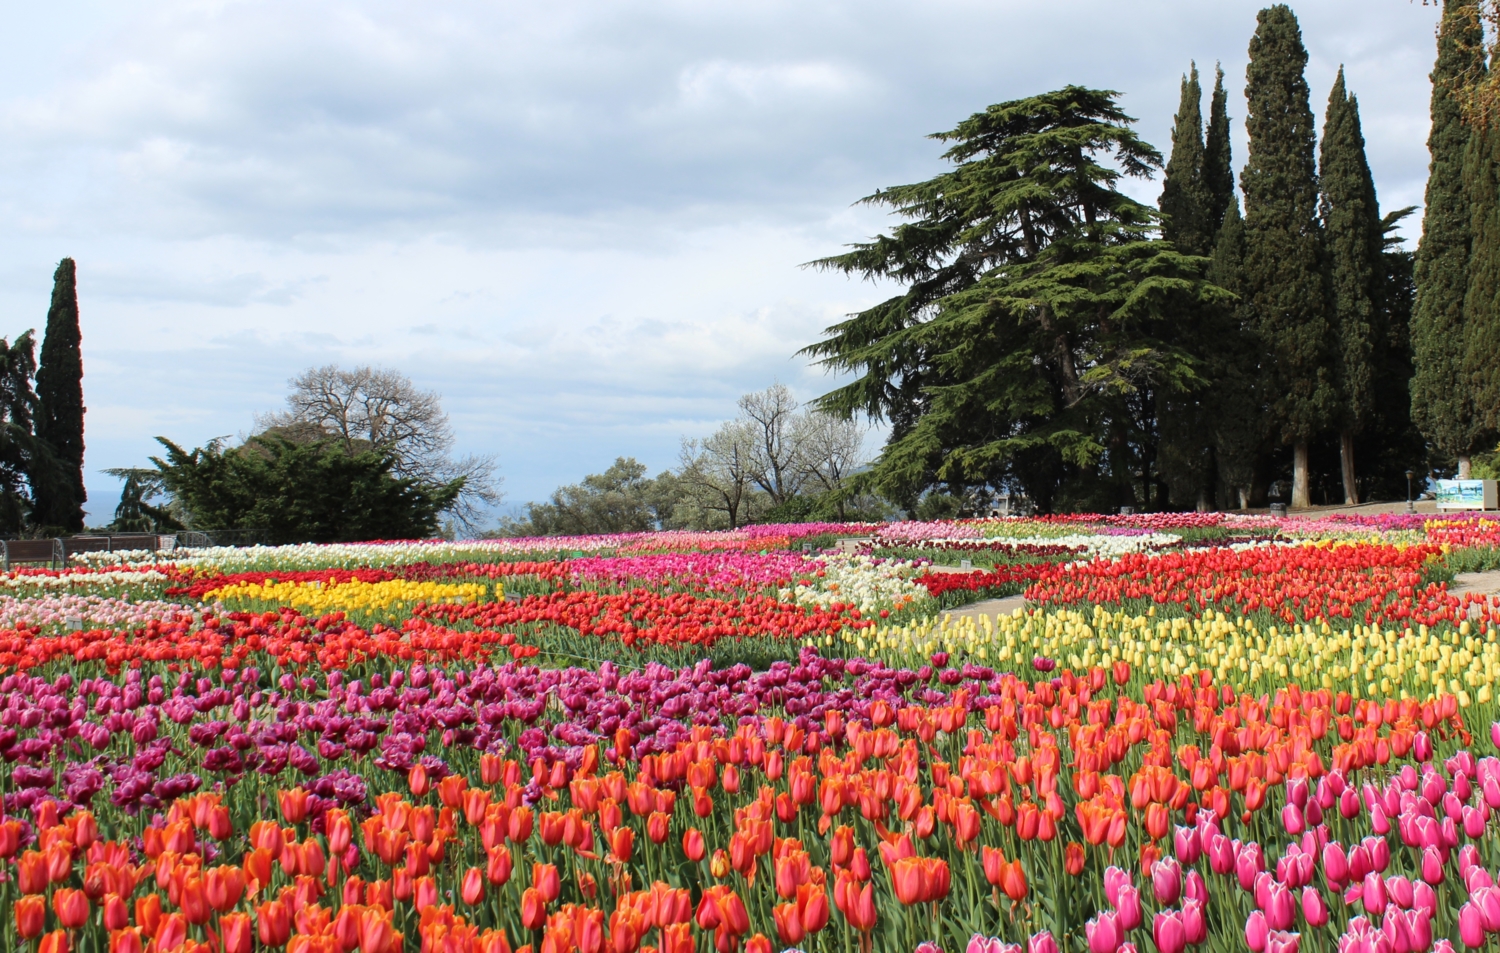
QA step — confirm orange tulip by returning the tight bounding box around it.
[521,888,548,931]
[533,863,561,903]
[462,867,486,905]
[1065,842,1086,876]
[1001,859,1028,901]
[135,895,162,938]
[249,821,285,859]
[408,764,430,797]
[53,887,90,929]
[745,936,771,953]
[773,904,804,945]
[109,927,145,953]
[609,827,635,864]
[278,788,310,824]
[487,847,514,885]
[39,931,69,953]
[257,900,292,947]
[103,893,129,931]
[15,894,45,938]
[17,849,48,894]
[682,828,705,862]
[360,909,400,953]
[221,913,253,953]
[206,864,246,912]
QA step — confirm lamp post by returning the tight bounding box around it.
[1406,470,1415,514]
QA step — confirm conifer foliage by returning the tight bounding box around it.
[1240,4,1335,508]
[1412,0,1487,473]
[1319,68,1382,504]
[801,87,1229,511]
[33,258,86,532]
[1160,65,1214,257]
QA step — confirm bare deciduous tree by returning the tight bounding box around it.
[678,420,759,529]
[795,411,867,517]
[738,384,808,506]
[258,364,501,533]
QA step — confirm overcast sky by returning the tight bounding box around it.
[0,1,1446,523]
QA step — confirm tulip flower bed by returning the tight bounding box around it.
[8,514,1500,953]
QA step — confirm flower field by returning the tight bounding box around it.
[13,514,1500,953]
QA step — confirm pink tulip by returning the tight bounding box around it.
[1286,776,1308,809]
[1477,885,1500,932]
[1454,772,1473,804]
[1115,884,1143,932]
[1442,816,1460,850]
[1466,867,1495,894]
[1104,866,1131,908]
[1483,774,1500,809]
[1399,765,1419,792]
[1489,720,1500,752]
[1184,871,1208,906]
[1265,931,1299,953]
[1340,788,1362,819]
[1266,882,1295,931]
[1304,799,1323,827]
[1363,871,1387,916]
[1323,842,1349,887]
[1406,908,1433,951]
[1281,802,1305,835]
[1463,805,1488,840]
[1315,777,1336,811]
[1445,792,1466,824]
[1364,836,1391,872]
[1381,907,1410,953]
[1208,835,1234,876]
[1387,875,1415,910]
[1461,903,1486,950]
[1437,939,1457,953]
[1370,802,1391,835]
[1254,872,1274,914]
[1087,913,1122,953]
[1182,899,1207,946]
[1413,881,1437,917]
[1236,843,1264,892]
[1414,731,1433,762]
[1245,911,1269,953]
[1153,857,1182,905]
[1028,931,1058,953]
[1348,844,1372,882]
[1301,887,1328,927]
[1420,846,1446,886]
[1153,912,1186,953]
[1459,844,1481,878]
[1174,827,1201,866]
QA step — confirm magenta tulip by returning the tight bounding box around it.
[1421,846,1446,886]
[1028,931,1058,953]
[1153,857,1182,906]
[1182,899,1206,946]
[1087,913,1122,953]
[1115,884,1143,932]
[1245,911,1269,953]
[1301,887,1328,928]
[1323,842,1349,887]
[1363,871,1387,916]
[1153,912,1186,953]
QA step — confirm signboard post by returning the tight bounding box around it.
[1435,479,1499,510]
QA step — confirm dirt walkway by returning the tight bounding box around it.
[1451,571,1500,596]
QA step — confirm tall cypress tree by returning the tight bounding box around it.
[1203,64,1236,238]
[1464,119,1500,441]
[1241,5,1336,509]
[1160,64,1214,257]
[1319,68,1382,504]
[1412,0,1486,476]
[33,258,86,533]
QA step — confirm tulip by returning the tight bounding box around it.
[1182,899,1206,946]
[38,932,69,953]
[15,894,44,939]
[1245,911,1269,953]
[53,888,89,930]
[1086,912,1121,953]
[1153,857,1182,905]
[1065,842,1086,877]
[1363,871,1387,916]
[110,928,145,953]
[684,828,706,862]
[1153,912,1186,953]
[462,867,485,905]
[1460,903,1485,949]
[257,900,292,948]
[533,862,561,903]
[222,913,254,953]
[1115,885,1142,931]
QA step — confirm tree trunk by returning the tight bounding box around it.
[1459,455,1473,479]
[1340,430,1359,506]
[1292,440,1312,509]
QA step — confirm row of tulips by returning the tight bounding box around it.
[0,646,1497,953]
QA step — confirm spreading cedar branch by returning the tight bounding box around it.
[799,86,1232,496]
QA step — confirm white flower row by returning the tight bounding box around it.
[775,553,931,614]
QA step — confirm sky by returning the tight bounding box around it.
[0,0,1447,524]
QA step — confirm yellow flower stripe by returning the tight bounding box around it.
[204,579,491,613]
[832,605,1500,707]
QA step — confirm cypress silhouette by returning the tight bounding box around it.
[1412,0,1487,476]
[1160,64,1214,257]
[1241,5,1335,508]
[34,258,86,533]
[1203,64,1236,239]
[1319,68,1382,504]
